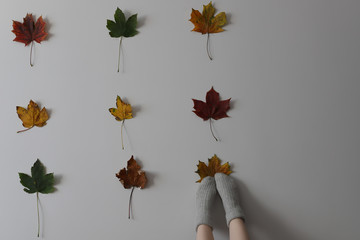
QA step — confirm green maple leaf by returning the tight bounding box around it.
[19,159,55,194]
[106,8,138,72]
[19,159,55,237]
[107,8,138,38]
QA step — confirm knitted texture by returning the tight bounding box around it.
[195,176,217,231]
[215,173,245,226]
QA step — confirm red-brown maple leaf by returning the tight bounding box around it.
[116,156,147,219]
[116,156,147,189]
[12,14,48,46]
[12,13,48,66]
[192,87,231,141]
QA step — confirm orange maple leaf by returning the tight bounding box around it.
[196,154,232,183]
[189,2,227,60]
[189,2,227,34]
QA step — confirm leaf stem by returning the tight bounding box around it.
[36,192,40,237]
[128,187,135,219]
[121,119,125,150]
[206,33,213,61]
[117,37,123,72]
[17,126,34,133]
[30,41,34,67]
[209,119,218,141]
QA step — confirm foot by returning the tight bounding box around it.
[196,176,217,231]
[215,173,245,226]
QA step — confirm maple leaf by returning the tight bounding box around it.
[109,96,133,149]
[116,156,147,219]
[106,8,138,72]
[16,100,49,133]
[109,95,133,121]
[196,154,232,183]
[116,156,147,189]
[19,159,55,237]
[12,14,48,66]
[189,2,227,60]
[190,2,227,34]
[192,87,231,141]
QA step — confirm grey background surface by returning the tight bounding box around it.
[0,0,359,239]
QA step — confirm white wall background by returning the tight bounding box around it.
[1,0,360,239]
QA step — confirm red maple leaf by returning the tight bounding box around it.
[12,13,48,66]
[192,87,231,141]
[12,14,47,46]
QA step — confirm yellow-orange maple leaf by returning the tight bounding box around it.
[109,96,132,121]
[109,96,133,150]
[189,2,227,34]
[196,154,232,183]
[16,100,49,133]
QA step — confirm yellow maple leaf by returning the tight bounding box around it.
[196,154,232,183]
[16,100,49,133]
[109,96,132,121]
[109,96,133,149]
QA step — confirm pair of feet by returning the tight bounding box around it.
[196,173,245,231]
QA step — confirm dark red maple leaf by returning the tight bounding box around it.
[192,87,231,141]
[12,13,48,66]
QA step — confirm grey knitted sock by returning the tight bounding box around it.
[215,173,245,226]
[195,176,217,231]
